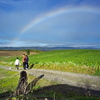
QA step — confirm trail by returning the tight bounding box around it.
[0,65,100,91]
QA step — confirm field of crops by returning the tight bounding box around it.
[29,49,99,65]
[29,49,100,76]
[0,49,100,76]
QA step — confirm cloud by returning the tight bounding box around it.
[0,0,100,47]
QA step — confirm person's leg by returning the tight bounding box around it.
[23,62,26,69]
[23,62,26,70]
[25,63,28,69]
[17,65,19,70]
[27,63,29,68]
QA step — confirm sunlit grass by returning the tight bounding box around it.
[0,49,100,76]
[0,68,58,99]
[0,68,19,93]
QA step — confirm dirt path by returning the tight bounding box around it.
[0,65,100,91]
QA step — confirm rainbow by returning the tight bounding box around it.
[20,6,99,34]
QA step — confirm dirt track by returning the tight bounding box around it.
[28,69,100,91]
[0,65,100,91]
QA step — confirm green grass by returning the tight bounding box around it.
[0,68,18,94]
[0,68,57,93]
[0,68,100,100]
[29,49,100,76]
[29,49,100,64]
[0,49,100,76]
[0,68,57,99]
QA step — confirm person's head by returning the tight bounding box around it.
[16,57,19,59]
[23,54,25,57]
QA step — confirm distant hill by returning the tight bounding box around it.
[0,46,100,51]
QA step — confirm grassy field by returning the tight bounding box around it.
[0,68,58,99]
[0,68,100,100]
[0,49,100,99]
[0,49,100,76]
[30,49,100,76]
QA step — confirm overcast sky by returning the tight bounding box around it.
[0,0,100,47]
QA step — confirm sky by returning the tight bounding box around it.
[0,0,100,47]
